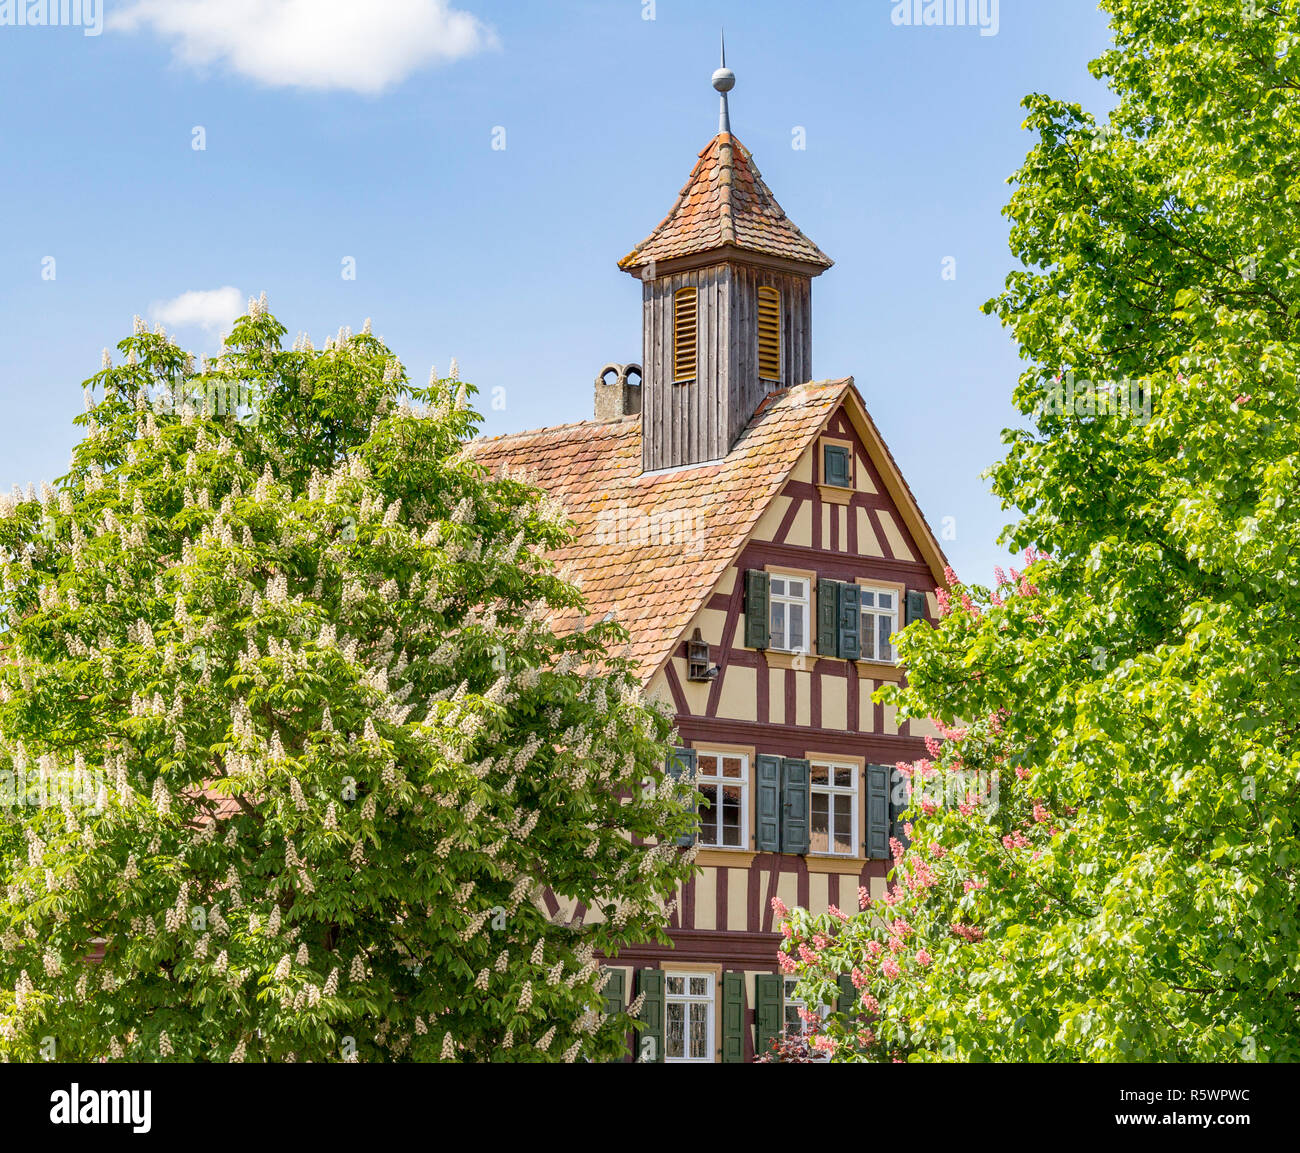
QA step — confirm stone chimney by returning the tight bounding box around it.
[594,363,642,421]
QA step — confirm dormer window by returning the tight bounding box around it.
[673,287,698,383]
[758,285,781,383]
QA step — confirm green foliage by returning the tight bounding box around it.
[785,0,1300,1062]
[0,304,695,1062]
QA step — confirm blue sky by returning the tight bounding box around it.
[0,0,1114,582]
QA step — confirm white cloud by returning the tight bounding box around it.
[112,0,495,94]
[150,287,244,334]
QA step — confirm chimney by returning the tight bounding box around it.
[594,363,642,421]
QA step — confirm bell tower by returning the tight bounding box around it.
[619,41,834,472]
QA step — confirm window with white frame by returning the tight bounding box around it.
[783,976,830,1058]
[665,972,714,1062]
[696,752,748,849]
[859,586,899,663]
[769,575,809,653]
[810,762,858,856]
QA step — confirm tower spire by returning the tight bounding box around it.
[712,31,735,135]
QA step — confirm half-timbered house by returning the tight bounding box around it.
[469,59,950,1062]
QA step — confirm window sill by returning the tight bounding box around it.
[763,649,814,671]
[854,660,904,682]
[817,483,853,506]
[805,855,870,875]
[695,848,757,868]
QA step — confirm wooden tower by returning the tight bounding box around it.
[618,48,834,473]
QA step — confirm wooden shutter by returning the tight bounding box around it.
[757,285,781,382]
[823,444,851,487]
[755,753,782,852]
[816,578,839,657]
[744,569,770,650]
[780,757,810,855]
[754,973,784,1059]
[905,589,928,627]
[721,972,746,1063]
[673,287,698,383]
[837,973,855,1018]
[837,581,861,660]
[666,747,698,847]
[601,967,625,1017]
[635,969,665,1062]
[890,765,912,852]
[865,764,890,859]
[601,968,628,1063]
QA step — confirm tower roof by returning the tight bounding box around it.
[618,132,834,275]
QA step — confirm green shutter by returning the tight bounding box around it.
[754,753,782,852]
[602,968,628,1063]
[837,974,855,1018]
[824,444,850,487]
[721,972,746,1063]
[905,589,928,627]
[780,757,810,855]
[816,578,839,657]
[602,967,625,1017]
[890,766,912,853]
[866,764,890,859]
[636,968,665,1063]
[837,581,861,660]
[666,747,698,847]
[744,570,770,650]
[755,974,784,1060]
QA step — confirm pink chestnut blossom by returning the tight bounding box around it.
[881,958,901,980]
[916,949,932,967]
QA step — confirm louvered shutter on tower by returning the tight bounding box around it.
[673,287,698,383]
[758,285,781,382]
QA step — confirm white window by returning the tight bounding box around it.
[810,762,858,856]
[783,976,830,1059]
[860,586,899,663]
[769,575,809,653]
[665,972,714,1062]
[696,752,748,849]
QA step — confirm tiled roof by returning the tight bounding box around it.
[467,379,852,680]
[618,133,833,273]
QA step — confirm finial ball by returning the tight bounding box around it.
[712,67,735,93]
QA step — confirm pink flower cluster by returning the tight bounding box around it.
[770,896,789,920]
[1032,803,1050,824]
[797,943,820,966]
[827,904,850,923]
[916,949,932,967]
[1002,831,1030,851]
[950,923,985,943]
[857,885,872,911]
[880,958,901,980]
[777,951,798,974]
